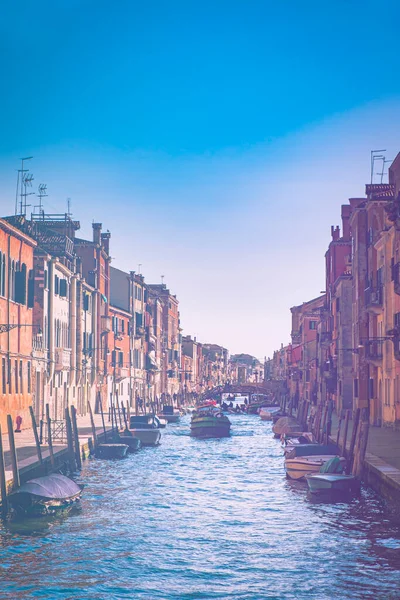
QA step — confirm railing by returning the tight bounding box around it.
[33,334,45,352]
[55,347,72,370]
[365,286,383,310]
[114,366,129,380]
[46,419,67,443]
[364,338,384,361]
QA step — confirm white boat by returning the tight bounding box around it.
[129,415,161,446]
[285,455,345,480]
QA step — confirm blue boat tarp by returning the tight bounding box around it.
[289,444,340,458]
[12,474,81,499]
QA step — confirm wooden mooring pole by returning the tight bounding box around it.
[7,415,20,490]
[0,424,8,518]
[121,402,128,430]
[88,401,98,451]
[70,406,82,470]
[99,395,107,443]
[29,406,43,466]
[46,404,55,469]
[341,409,350,457]
[346,407,360,474]
[65,407,77,472]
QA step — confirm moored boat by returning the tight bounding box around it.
[96,443,129,459]
[285,455,345,480]
[129,415,162,446]
[191,404,231,439]
[259,406,281,421]
[9,474,83,518]
[306,473,360,494]
[117,434,142,452]
[272,416,301,437]
[158,405,180,423]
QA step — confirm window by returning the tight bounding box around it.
[19,360,23,394]
[59,279,67,298]
[369,378,374,399]
[111,350,116,366]
[354,378,359,398]
[27,361,31,393]
[83,293,90,311]
[121,320,125,334]
[44,269,48,289]
[119,352,123,367]
[15,360,18,393]
[2,359,5,394]
[54,275,59,295]
[336,297,340,312]
[8,360,11,393]
[135,312,143,327]
[27,269,34,308]
[309,321,317,330]
[15,264,27,304]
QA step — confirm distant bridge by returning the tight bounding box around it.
[200,381,285,402]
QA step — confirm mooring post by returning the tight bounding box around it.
[7,415,20,490]
[29,406,43,466]
[336,409,343,447]
[99,397,107,443]
[65,407,77,472]
[341,409,350,457]
[45,404,55,469]
[116,398,123,430]
[87,401,98,451]
[121,402,128,429]
[70,406,82,470]
[347,408,360,474]
[0,424,8,518]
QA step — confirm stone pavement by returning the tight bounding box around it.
[1,412,113,484]
[330,412,400,470]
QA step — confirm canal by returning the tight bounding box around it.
[1,414,400,599]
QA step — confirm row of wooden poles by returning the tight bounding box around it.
[283,396,370,479]
[0,397,132,519]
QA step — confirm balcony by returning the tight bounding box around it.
[33,334,45,353]
[114,366,129,381]
[55,348,71,371]
[365,286,383,314]
[135,325,146,339]
[101,315,112,333]
[291,330,301,344]
[364,338,384,364]
[320,331,332,346]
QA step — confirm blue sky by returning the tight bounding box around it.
[1,0,400,357]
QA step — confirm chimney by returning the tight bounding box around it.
[101,231,111,256]
[341,204,352,241]
[92,223,102,245]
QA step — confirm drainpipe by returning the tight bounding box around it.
[92,288,97,386]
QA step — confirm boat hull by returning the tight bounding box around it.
[158,413,180,423]
[190,416,231,439]
[129,428,161,446]
[306,474,360,494]
[117,436,142,452]
[285,456,345,480]
[96,443,129,459]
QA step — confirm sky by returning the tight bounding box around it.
[1,0,400,358]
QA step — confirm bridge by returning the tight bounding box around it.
[200,382,274,401]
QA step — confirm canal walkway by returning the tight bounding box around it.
[1,413,113,487]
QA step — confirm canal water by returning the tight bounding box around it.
[1,415,400,599]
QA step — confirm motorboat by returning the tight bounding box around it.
[96,443,129,459]
[285,455,346,480]
[306,473,360,494]
[129,415,162,446]
[8,474,83,518]
[158,405,180,423]
[117,433,142,452]
[272,416,301,437]
[191,404,231,439]
[285,443,340,458]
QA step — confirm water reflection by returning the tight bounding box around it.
[0,414,399,599]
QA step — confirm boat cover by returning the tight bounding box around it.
[320,456,344,474]
[12,474,81,499]
[289,443,340,458]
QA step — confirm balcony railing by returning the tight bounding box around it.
[364,338,384,361]
[55,348,72,370]
[33,334,45,352]
[135,325,146,338]
[320,331,332,346]
[365,286,383,312]
[114,366,129,381]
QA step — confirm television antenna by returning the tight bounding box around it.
[370,149,386,184]
[34,183,48,216]
[377,158,393,184]
[15,156,33,215]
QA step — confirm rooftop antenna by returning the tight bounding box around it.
[161,275,165,285]
[377,158,393,184]
[34,183,48,216]
[15,156,33,215]
[67,198,72,217]
[370,149,386,184]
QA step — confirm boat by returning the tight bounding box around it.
[284,443,340,458]
[96,443,129,459]
[285,455,346,480]
[8,474,83,518]
[306,456,360,494]
[259,406,281,421]
[281,432,317,447]
[272,416,301,437]
[129,415,162,446]
[158,405,180,423]
[190,404,231,439]
[156,417,168,428]
[117,433,142,452]
[306,473,360,494]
